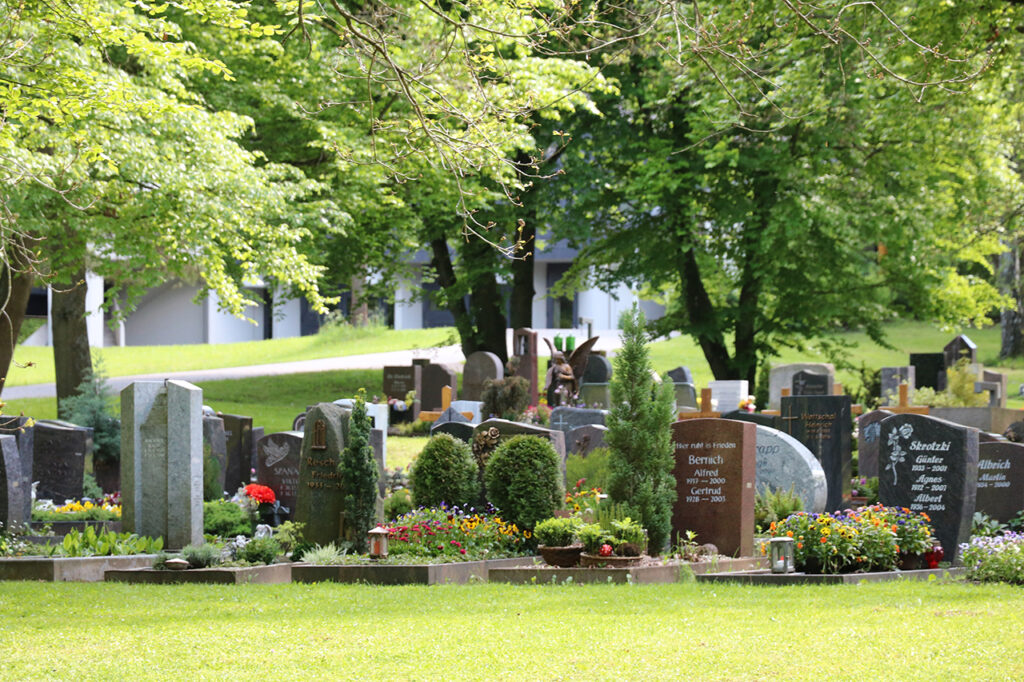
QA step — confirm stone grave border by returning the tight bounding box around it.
[695,567,966,585]
[0,555,158,582]
[489,556,766,585]
[106,563,293,585]
[291,556,535,585]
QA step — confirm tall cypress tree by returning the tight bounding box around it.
[606,305,677,552]
[339,391,380,552]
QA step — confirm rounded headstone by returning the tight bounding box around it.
[753,425,827,514]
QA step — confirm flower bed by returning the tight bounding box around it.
[766,505,940,574]
[384,505,532,562]
[960,533,1024,584]
[31,494,122,523]
[490,556,768,585]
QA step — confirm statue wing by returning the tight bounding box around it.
[568,336,601,379]
[543,337,556,359]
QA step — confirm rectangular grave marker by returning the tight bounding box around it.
[781,395,852,512]
[295,403,350,546]
[33,420,91,503]
[975,442,1024,524]
[256,431,303,516]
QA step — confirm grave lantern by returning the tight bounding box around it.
[368,525,389,560]
[769,537,795,574]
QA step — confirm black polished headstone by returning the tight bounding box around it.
[976,442,1024,524]
[792,370,830,396]
[667,366,694,384]
[434,407,470,426]
[944,335,977,368]
[856,410,893,479]
[34,420,91,502]
[910,352,947,391]
[722,411,781,430]
[582,355,613,384]
[219,413,253,492]
[781,395,852,512]
[430,421,476,443]
[879,413,978,562]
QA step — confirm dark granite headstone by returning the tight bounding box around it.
[430,420,476,443]
[674,383,698,410]
[250,426,264,475]
[578,383,611,410]
[722,411,781,430]
[202,416,228,501]
[667,366,694,384]
[219,413,253,492]
[512,328,539,405]
[975,442,1024,524]
[910,352,947,391]
[856,409,893,479]
[474,419,566,463]
[383,365,422,417]
[568,424,607,457]
[255,431,303,517]
[295,403,350,546]
[34,419,92,503]
[434,407,470,426]
[582,354,613,384]
[0,417,33,520]
[880,367,916,406]
[670,418,755,557]
[0,434,26,529]
[944,334,977,368]
[462,351,503,402]
[548,407,608,438]
[792,370,830,396]
[781,396,852,512]
[420,364,458,412]
[879,413,977,562]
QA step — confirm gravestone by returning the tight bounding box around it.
[982,370,1008,409]
[370,428,386,498]
[670,418,756,557]
[568,424,608,457]
[420,363,458,411]
[121,380,203,549]
[548,407,608,439]
[674,383,698,410]
[880,367,916,406]
[0,417,33,519]
[722,411,781,431]
[878,413,978,562]
[430,420,476,443]
[709,380,748,413]
[978,431,1007,444]
[295,403,350,546]
[383,365,422,419]
[34,419,92,503]
[256,431,303,516]
[511,328,539,404]
[582,354,613,385]
[578,383,611,410]
[450,400,483,424]
[975,442,1024,524]
[202,415,228,501]
[462,351,504,402]
[0,435,26,529]
[944,334,977,368]
[909,352,946,391]
[334,399,389,464]
[856,409,893,479]
[250,426,264,475]
[433,406,470,425]
[474,419,566,464]
[219,413,253,492]
[768,363,834,409]
[667,366,695,384]
[930,407,1022,435]
[753,425,827,513]
[781,395,852,512]
[792,370,830,397]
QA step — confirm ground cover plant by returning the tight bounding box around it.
[960,533,1024,584]
[0,581,1022,679]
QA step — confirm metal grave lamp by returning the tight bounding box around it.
[769,537,795,574]
[368,525,390,560]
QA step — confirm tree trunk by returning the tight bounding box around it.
[52,266,92,409]
[463,236,508,362]
[0,267,34,397]
[678,246,734,379]
[509,221,535,329]
[1000,240,1024,358]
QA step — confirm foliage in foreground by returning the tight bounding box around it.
[383,506,531,562]
[960,533,1024,584]
[485,435,563,532]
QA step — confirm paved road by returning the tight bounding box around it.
[4,328,624,400]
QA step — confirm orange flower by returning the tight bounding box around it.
[796,542,803,549]
[820,536,828,543]
[786,531,794,538]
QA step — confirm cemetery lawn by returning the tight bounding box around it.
[0,581,1021,680]
[3,324,456,388]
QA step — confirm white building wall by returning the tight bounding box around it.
[393,273,423,330]
[124,282,206,346]
[273,295,302,339]
[205,290,263,344]
[531,262,547,328]
[84,271,105,348]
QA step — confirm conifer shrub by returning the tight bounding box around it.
[339,393,380,553]
[485,435,562,531]
[410,433,479,508]
[605,305,677,553]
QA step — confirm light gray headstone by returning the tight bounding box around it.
[769,363,835,409]
[0,434,26,529]
[674,383,698,410]
[0,417,33,521]
[753,425,827,513]
[450,400,483,424]
[709,380,748,413]
[568,424,608,457]
[548,407,608,438]
[462,351,504,402]
[121,380,203,549]
[880,367,915,406]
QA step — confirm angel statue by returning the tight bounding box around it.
[543,335,600,407]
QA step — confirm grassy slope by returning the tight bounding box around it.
[0,581,1021,679]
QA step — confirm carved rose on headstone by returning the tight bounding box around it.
[886,423,914,486]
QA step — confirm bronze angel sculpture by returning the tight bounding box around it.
[543,335,600,407]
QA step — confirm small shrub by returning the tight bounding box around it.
[82,474,103,500]
[410,433,479,508]
[565,448,611,493]
[182,543,222,568]
[481,376,530,421]
[59,362,120,467]
[754,486,805,533]
[272,521,305,557]
[203,500,253,538]
[578,523,609,554]
[534,517,582,547]
[384,489,413,520]
[393,420,432,436]
[302,543,347,565]
[973,512,1008,537]
[238,536,281,565]
[910,359,987,407]
[609,517,647,555]
[485,435,562,532]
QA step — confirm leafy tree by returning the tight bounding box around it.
[338,392,380,552]
[605,305,677,552]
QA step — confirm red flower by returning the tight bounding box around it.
[244,484,276,504]
[599,544,613,557]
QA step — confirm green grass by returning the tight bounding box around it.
[3,324,456,387]
[0,580,1021,679]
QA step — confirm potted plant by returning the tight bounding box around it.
[578,518,648,567]
[534,517,583,567]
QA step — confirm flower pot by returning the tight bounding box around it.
[539,545,583,568]
[898,552,927,571]
[579,553,644,568]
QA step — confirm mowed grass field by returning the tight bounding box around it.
[0,580,1021,680]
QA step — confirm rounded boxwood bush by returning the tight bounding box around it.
[410,433,479,508]
[485,435,563,531]
[203,500,253,538]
